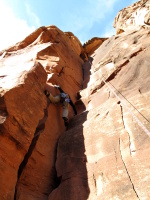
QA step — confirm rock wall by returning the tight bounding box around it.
[0,26,83,199]
[48,1,150,199]
[48,28,150,200]
[114,0,150,34]
[0,61,47,199]
[0,1,150,200]
[83,37,108,56]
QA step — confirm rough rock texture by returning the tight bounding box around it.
[0,61,47,199]
[1,1,150,200]
[83,37,107,57]
[48,27,150,200]
[114,0,150,34]
[48,2,150,199]
[144,11,150,24]
[0,26,83,199]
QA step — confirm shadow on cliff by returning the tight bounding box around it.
[82,57,93,89]
[49,107,90,200]
[49,58,93,200]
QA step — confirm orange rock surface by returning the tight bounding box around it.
[0,26,83,199]
[49,27,150,199]
[0,1,150,200]
[83,37,108,56]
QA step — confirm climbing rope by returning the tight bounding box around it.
[88,60,150,137]
[0,52,6,60]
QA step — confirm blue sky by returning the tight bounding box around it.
[0,0,137,51]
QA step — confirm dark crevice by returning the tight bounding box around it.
[58,66,64,77]
[82,57,93,89]
[76,91,81,100]
[0,75,7,79]
[0,96,8,132]
[0,110,8,125]
[0,96,7,113]
[53,140,62,189]
[91,82,105,95]
[81,58,86,89]
[119,138,140,199]
[55,176,62,188]
[93,174,97,188]
[129,48,143,59]
[14,134,41,199]
[49,56,90,199]
[138,88,142,94]
[75,99,86,115]
[14,100,50,200]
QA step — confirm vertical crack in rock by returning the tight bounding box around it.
[0,96,8,124]
[58,66,64,77]
[114,148,118,169]
[120,104,132,156]
[119,138,140,200]
[14,103,49,200]
[129,48,143,59]
[82,57,92,89]
[53,140,62,189]
[138,88,142,95]
[91,173,97,198]
[82,63,85,83]
[93,173,97,189]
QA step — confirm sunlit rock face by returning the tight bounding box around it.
[1,1,150,200]
[83,37,108,57]
[0,25,83,200]
[114,0,150,34]
[48,2,150,199]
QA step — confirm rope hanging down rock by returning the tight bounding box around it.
[88,60,150,137]
[0,52,6,60]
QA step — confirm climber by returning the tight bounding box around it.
[44,85,77,128]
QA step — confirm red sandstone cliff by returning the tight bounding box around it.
[0,26,84,199]
[0,0,150,200]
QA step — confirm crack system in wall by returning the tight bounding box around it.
[119,137,140,200]
[14,103,49,200]
[114,147,118,170]
[90,59,130,96]
[120,104,132,156]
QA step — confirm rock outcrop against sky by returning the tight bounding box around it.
[0,0,150,199]
[114,0,150,34]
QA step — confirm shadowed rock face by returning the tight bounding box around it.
[0,61,47,198]
[0,1,150,200]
